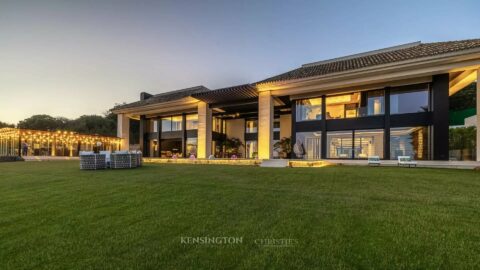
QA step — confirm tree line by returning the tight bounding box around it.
[1,113,118,137]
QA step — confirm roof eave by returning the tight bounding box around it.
[257,47,480,89]
[111,97,200,115]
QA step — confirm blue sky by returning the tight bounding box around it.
[0,0,479,123]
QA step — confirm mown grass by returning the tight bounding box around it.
[0,161,479,269]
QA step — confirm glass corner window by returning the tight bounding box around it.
[296,98,322,121]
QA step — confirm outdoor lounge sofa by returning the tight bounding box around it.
[79,152,106,170]
[397,156,417,167]
[110,151,139,169]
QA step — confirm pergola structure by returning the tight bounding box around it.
[0,128,122,157]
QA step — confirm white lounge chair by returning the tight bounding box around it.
[367,156,381,166]
[397,156,417,167]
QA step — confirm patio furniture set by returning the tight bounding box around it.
[80,151,143,170]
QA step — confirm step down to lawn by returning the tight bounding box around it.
[260,159,289,168]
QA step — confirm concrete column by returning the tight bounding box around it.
[117,114,130,151]
[197,101,212,158]
[258,91,274,159]
[477,69,480,161]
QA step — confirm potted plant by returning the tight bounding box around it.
[223,137,244,158]
[274,137,292,159]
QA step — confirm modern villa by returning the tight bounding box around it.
[112,39,480,162]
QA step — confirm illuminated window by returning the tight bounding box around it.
[212,117,225,133]
[246,120,257,133]
[354,129,384,158]
[296,98,322,121]
[161,116,183,132]
[171,116,183,131]
[367,90,385,116]
[326,93,360,119]
[186,114,198,130]
[327,131,353,158]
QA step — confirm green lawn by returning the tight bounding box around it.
[0,161,479,269]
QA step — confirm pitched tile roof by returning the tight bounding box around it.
[113,85,210,111]
[258,39,480,84]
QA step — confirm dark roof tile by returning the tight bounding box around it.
[258,39,480,84]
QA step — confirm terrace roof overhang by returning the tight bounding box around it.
[191,84,258,106]
[191,84,258,118]
[111,97,200,119]
[191,84,290,118]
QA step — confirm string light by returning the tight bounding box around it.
[0,128,122,156]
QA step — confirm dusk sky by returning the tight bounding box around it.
[1,0,479,124]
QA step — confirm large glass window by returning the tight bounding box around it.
[354,129,384,159]
[171,116,183,131]
[323,90,385,118]
[327,131,353,158]
[390,127,429,160]
[161,117,172,132]
[390,86,429,114]
[212,117,225,133]
[296,98,323,121]
[296,131,322,159]
[367,90,385,116]
[326,93,360,119]
[246,120,258,133]
[186,114,198,130]
[161,116,183,132]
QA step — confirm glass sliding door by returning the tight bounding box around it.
[296,131,322,159]
[327,131,353,158]
[390,127,429,160]
[354,129,384,158]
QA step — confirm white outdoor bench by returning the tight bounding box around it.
[397,156,417,167]
[367,156,381,166]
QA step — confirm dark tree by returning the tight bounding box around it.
[0,121,14,128]
[17,115,68,130]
